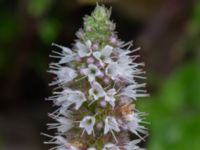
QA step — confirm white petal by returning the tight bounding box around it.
[105,88,116,107]
[76,40,92,57]
[93,51,101,60]
[56,89,86,110]
[89,82,105,100]
[52,43,73,54]
[104,116,120,134]
[102,45,113,58]
[105,62,119,80]
[124,139,143,150]
[79,116,96,135]
[57,117,73,133]
[84,64,101,82]
[103,143,120,150]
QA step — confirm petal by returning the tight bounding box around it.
[76,41,91,57]
[102,45,113,57]
[52,43,73,54]
[93,51,101,60]
[105,63,119,79]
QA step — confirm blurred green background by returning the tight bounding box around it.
[0,0,200,150]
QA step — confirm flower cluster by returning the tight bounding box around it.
[44,5,149,150]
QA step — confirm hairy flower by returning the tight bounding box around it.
[51,43,77,64]
[104,88,117,108]
[93,45,113,66]
[124,140,145,150]
[89,81,105,101]
[79,116,96,135]
[104,116,120,134]
[124,113,148,139]
[49,66,78,86]
[47,117,73,133]
[120,84,148,100]
[76,40,92,57]
[53,89,86,110]
[83,64,102,82]
[45,5,148,150]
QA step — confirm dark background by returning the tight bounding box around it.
[0,0,200,149]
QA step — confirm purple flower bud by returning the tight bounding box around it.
[96,122,103,129]
[109,35,117,44]
[103,77,110,84]
[92,43,99,50]
[100,100,107,108]
[87,57,95,64]
[98,71,104,78]
[96,62,102,68]
[75,56,82,62]
[80,68,86,75]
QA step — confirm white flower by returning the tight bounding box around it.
[89,82,105,101]
[51,43,77,64]
[83,64,102,82]
[105,62,119,80]
[104,88,116,108]
[76,40,92,57]
[105,60,132,81]
[125,113,148,139]
[104,116,120,134]
[124,139,145,150]
[120,84,148,100]
[93,45,113,65]
[54,89,86,110]
[79,116,96,135]
[102,143,120,150]
[105,48,144,83]
[49,66,77,86]
[43,135,79,150]
[47,117,73,133]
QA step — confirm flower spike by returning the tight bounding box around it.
[44,4,149,150]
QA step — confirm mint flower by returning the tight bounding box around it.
[44,4,148,150]
[93,45,113,66]
[79,116,96,135]
[76,40,92,57]
[89,81,105,101]
[83,64,102,82]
